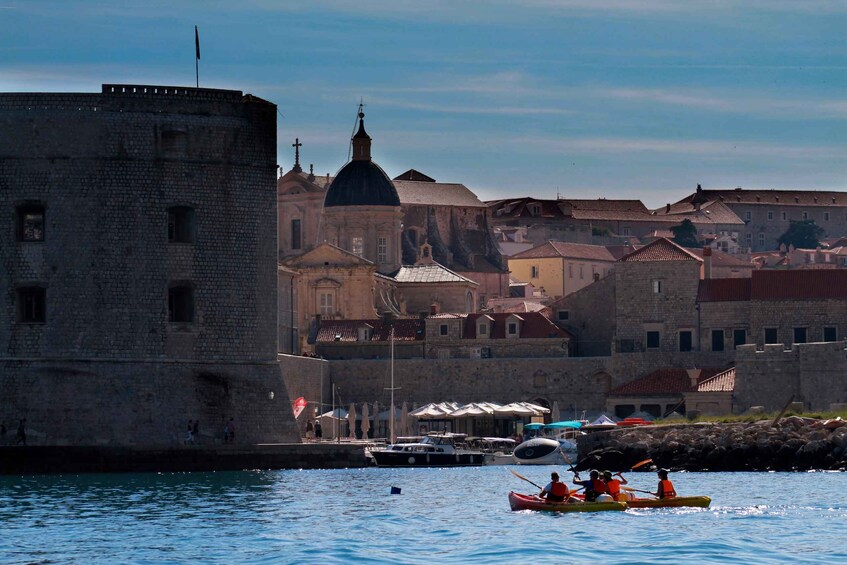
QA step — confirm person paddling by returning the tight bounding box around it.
[653,469,677,499]
[539,472,569,503]
[603,470,629,501]
[573,470,608,502]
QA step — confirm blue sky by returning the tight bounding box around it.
[2,1,845,207]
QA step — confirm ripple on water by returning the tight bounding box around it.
[0,470,845,564]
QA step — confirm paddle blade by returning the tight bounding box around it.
[631,458,653,470]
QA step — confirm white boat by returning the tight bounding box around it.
[370,433,486,467]
[466,437,517,465]
[513,437,578,465]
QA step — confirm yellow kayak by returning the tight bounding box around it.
[626,496,711,508]
[508,491,626,513]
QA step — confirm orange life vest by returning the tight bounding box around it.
[659,479,676,498]
[550,481,569,500]
[606,478,621,497]
[592,479,608,495]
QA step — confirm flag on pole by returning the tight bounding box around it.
[195,26,200,60]
[292,397,307,419]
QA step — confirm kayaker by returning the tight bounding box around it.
[653,469,677,499]
[539,472,569,503]
[573,469,608,502]
[603,470,628,501]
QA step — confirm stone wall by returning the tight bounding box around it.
[0,85,299,445]
[734,341,847,412]
[554,275,616,357]
[0,360,297,446]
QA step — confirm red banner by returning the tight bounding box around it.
[292,397,307,419]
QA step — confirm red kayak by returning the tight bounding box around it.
[508,491,626,513]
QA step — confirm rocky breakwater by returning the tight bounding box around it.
[575,416,847,472]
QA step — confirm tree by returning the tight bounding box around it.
[671,219,699,248]
[777,220,824,249]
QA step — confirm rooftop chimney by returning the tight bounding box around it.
[687,368,702,389]
[703,246,712,279]
[665,203,671,213]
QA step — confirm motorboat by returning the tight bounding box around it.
[465,437,517,465]
[513,437,578,465]
[369,433,486,467]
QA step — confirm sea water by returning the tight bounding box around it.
[0,467,844,564]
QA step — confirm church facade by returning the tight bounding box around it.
[278,110,508,352]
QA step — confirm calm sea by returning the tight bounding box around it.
[0,467,844,564]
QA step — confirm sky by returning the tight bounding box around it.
[1,1,845,208]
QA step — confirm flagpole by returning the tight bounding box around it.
[194,25,200,88]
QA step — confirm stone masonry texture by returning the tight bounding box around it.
[0,85,300,445]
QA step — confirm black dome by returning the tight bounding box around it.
[324,159,400,207]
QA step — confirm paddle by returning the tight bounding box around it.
[510,469,543,490]
[621,485,657,497]
[630,458,653,471]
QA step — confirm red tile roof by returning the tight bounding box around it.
[688,248,755,269]
[678,188,847,207]
[751,269,847,300]
[463,312,571,339]
[696,368,736,392]
[315,318,424,342]
[619,238,702,262]
[697,278,752,302]
[609,368,724,395]
[510,241,616,262]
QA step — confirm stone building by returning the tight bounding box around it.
[487,196,744,247]
[604,367,725,418]
[0,84,299,445]
[508,241,617,300]
[278,110,509,352]
[672,185,847,252]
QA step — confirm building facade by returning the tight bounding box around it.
[0,84,299,445]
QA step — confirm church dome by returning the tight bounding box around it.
[323,111,400,208]
[324,159,400,207]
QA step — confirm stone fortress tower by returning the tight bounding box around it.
[0,84,300,445]
[320,110,404,274]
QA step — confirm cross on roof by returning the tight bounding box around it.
[292,138,302,172]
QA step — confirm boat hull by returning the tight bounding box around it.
[513,438,576,465]
[508,491,626,513]
[370,450,485,467]
[626,496,711,508]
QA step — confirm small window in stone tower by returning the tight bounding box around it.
[168,206,195,243]
[17,204,45,242]
[351,236,364,257]
[168,285,194,323]
[17,286,46,323]
[377,236,387,263]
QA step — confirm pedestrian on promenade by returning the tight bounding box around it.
[16,419,26,446]
[305,420,314,440]
[314,419,322,441]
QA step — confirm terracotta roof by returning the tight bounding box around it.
[488,198,566,219]
[696,368,736,392]
[677,188,847,207]
[619,238,702,262]
[697,278,752,302]
[609,368,724,395]
[605,244,642,260]
[654,200,744,225]
[393,180,485,208]
[688,248,755,269]
[510,241,616,262]
[391,263,479,285]
[463,312,571,339]
[751,269,847,300]
[427,313,466,319]
[394,169,436,182]
[315,318,424,342]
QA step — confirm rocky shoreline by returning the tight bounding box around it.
[575,416,847,472]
